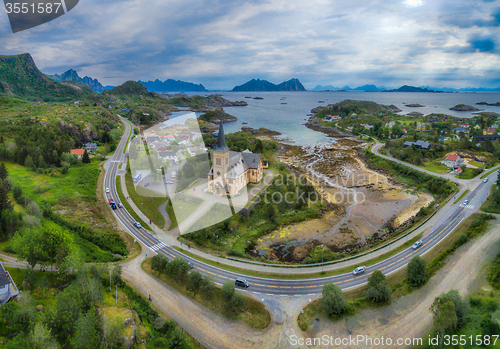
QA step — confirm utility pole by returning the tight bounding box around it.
[321,244,324,272]
[109,268,112,292]
[115,285,117,305]
[216,235,219,263]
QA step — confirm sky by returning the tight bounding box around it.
[0,0,499,90]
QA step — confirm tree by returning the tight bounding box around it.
[200,276,215,301]
[0,185,12,212]
[39,276,49,298]
[151,254,169,275]
[0,163,7,180]
[71,308,102,349]
[111,264,123,286]
[228,292,246,314]
[165,257,190,284]
[30,322,60,349]
[12,185,23,204]
[12,227,74,268]
[187,271,203,297]
[23,266,37,289]
[24,155,34,170]
[82,150,91,164]
[430,294,457,345]
[446,290,469,328]
[407,255,426,287]
[221,281,235,303]
[322,284,346,315]
[365,270,391,303]
[38,155,46,169]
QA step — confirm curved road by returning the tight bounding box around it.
[105,118,497,296]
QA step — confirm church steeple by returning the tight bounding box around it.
[214,121,229,152]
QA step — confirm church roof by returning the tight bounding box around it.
[214,121,229,151]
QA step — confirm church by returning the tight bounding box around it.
[207,122,264,196]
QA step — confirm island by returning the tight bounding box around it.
[449,104,481,111]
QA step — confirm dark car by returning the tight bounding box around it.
[235,278,250,288]
[184,259,194,269]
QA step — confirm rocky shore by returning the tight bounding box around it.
[450,104,480,111]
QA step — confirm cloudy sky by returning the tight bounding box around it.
[0,0,499,89]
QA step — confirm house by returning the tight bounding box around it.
[188,147,201,156]
[208,123,263,196]
[324,115,333,121]
[0,261,18,305]
[146,136,160,143]
[178,139,191,147]
[442,153,463,168]
[453,127,467,134]
[85,142,98,153]
[262,160,269,168]
[402,129,407,133]
[454,167,463,175]
[472,134,500,142]
[158,151,178,161]
[385,121,396,128]
[70,149,85,159]
[414,140,431,150]
[483,128,497,135]
[156,146,167,153]
[416,122,429,131]
[403,141,414,148]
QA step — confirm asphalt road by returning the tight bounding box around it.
[105,117,497,296]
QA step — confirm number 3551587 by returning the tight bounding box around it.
[5,3,63,14]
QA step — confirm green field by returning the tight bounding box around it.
[124,173,167,228]
[421,161,449,174]
[456,167,483,179]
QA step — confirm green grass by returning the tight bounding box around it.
[173,234,422,280]
[116,176,151,231]
[454,189,469,204]
[169,198,203,224]
[481,166,499,179]
[469,160,485,168]
[124,173,167,228]
[481,185,500,214]
[456,167,483,179]
[123,124,132,154]
[420,161,449,174]
[142,258,270,329]
[4,161,100,206]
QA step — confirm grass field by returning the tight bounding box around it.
[116,176,151,230]
[142,258,270,329]
[480,185,500,214]
[170,198,203,224]
[457,167,483,179]
[124,173,167,228]
[421,161,449,174]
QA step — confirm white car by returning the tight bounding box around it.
[483,178,488,183]
[105,187,110,193]
[463,199,469,205]
[412,240,423,250]
[133,221,142,228]
[117,202,123,208]
[352,266,366,276]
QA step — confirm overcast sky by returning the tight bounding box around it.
[0,0,499,89]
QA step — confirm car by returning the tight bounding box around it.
[483,178,488,183]
[235,278,250,288]
[463,199,469,205]
[412,240,423,250]
[133,221,142,228]
[184,259,194,269]
[165,179,174,184]
[144,182,149,187]
[117,202,123,208]
[105,187,110,193]
[352,266,366,276]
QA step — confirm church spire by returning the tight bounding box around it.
[214,121,229,151]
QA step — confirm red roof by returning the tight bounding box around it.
[445,153,459,161]
[70,149,85,156]
[455,167,462,172]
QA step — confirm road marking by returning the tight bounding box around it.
[150,242,167,251]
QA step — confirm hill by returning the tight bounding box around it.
[48,69,106,92]
[0,53,92,101]
[103,81,156,97]
[386,85,438,92]
[232,78,306,92]
[138,79,207,92]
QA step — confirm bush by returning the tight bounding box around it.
[221,281,235,302]
[365,270,391,303]
[322,284,346,315]
[407,255,426,287]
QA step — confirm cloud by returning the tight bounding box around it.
[0,0,499,89]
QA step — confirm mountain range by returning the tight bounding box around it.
[232,78,306,92]
[138,79,206,92]
[313,84,500,92]
[0,53,92,101]
[47,69,112,93]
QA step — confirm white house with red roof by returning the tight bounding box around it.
[441,153,463,168]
